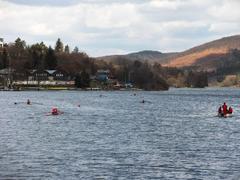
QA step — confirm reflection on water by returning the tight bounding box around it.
[0,88,240,179]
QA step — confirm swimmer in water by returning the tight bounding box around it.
[27,99,31,105]
[46,108,63,116]
[51,108,59,115]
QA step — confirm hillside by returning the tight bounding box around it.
[98,50,178,64]
[164,35,240,69]
[98,35,240,71]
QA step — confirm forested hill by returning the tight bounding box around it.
[164,35,240,69]
[98,35,240,71]
[1,35,240,89]
[0,38,171,90]
[98,50,178,64]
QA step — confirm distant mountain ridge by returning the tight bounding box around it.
[125,50,178,63]
[164,35,240,68]
[98,50,179,64]
[98,35,240,70]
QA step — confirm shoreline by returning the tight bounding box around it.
[0,87,144,91]
[1,86,239,92]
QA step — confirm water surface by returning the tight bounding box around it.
[1,88,240,179]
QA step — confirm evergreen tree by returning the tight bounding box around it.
[0,48,8,69]
[73,46,79,54]
[9,37,26,61]
[55,38,63,53]
[45,47,57,70]
[74,71,90,88]
[185,71,208,88]
[80,71,90,88]
[64,45,70,54]
[31,50,41,69]
[75,73,81,88]
[30,42,47,69]
[15,37,26,50]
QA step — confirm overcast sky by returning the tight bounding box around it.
[0,0,239,56]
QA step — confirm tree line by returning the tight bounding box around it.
[0,37,209,90]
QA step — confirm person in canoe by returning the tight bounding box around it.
[222,102,228,116]
[218,103,233,117]
[228,106,233,114]
[218,106,224,117]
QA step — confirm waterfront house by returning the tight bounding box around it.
[125,83,133,88]
[29,69,70,81]
[0,68,13,76]
[52,70,71,81]
[96,69,110,82]
[30,69,49,81]
[0,68,16,80]
[11,69,74,87]
[0,68,15,88]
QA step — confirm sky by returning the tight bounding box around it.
[0,0,239,57]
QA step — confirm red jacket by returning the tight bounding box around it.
[222,104,228,114]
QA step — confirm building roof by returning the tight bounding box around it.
[0,68,15,75]
[30,69,37,74]
[30,69,57,75]
[46,70,56,74]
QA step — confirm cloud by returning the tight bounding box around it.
[208,0,240,22]
[84,3,139,29]
[149,0,184,10]
[3,0,146,6]
[209,22,240,35]
[0,0,239,56]
[2,0,82,6]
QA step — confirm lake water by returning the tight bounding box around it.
[1,88,240,179]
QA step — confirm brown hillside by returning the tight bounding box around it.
[164,35,240,68]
